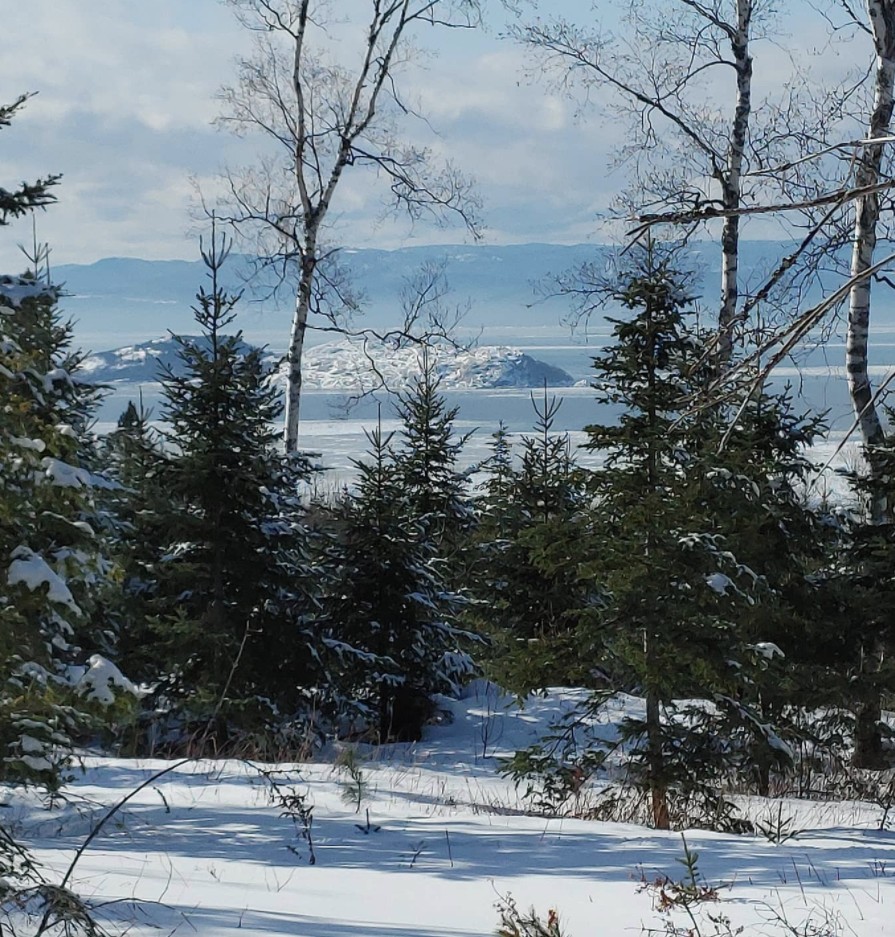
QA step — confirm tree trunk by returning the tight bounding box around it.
[847,1,895,458]
[645,685,670,830]
[284,251,316,453]
[846,1,895,765]
[853,699,886,768]
[717,0,753,365]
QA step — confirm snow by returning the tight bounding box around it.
[0,276,56,307]
[292,338,575,391]
[41,457,94,489]
[3,688,895,936]
[6,546,81,613]
[705,571,735,595]
[751,642,785,661]
[42,367,71,392]
[10,436,47,452]
[66,654,144,705]
[79,336,575,390]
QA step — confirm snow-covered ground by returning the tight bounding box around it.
[4,687,895,936]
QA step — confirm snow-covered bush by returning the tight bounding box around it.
[0,281,135,786]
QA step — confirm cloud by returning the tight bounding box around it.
[0,0,878,270]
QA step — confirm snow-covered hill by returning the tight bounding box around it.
[79,336,575,390]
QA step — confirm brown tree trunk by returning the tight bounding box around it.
[853,699,886,768]
[645,685,670,830]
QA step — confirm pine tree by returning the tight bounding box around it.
[319,419,477,742]
[145,231,317,751]
[1,94,60,226]
[101,400,168,686]
[393,352,473,556]
[471,401,592,695]
[834,434,895,768]
[696,385,841,792]
[569,247,761,828]
[0,281,129,785]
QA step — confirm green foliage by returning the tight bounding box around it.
[395,354,470,524]
[0,94,60,226]
[471,401,594,696]
[831,433,895,766]
[575,249,762,825]
[336,746,368,812]
[499,734,607,817]
[498,246,842,825]
[317,365,480,741]
[318,416,477,741]
[0,282,129,786]
[495,894,568,937]
[133,231,318,750]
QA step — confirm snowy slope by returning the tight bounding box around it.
[79,337,575,390]
[4,686,895,937]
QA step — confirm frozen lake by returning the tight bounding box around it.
[89,322,891,491]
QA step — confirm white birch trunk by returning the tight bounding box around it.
[718,0,753,365]
[284,250,316,453]
[849,0,895,770]
[846,1,895,452]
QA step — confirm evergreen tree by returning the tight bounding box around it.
[833,435,895,768]
[582,251,762,827]
[1,94,60,226]
[393,352,473,555]
[101,400,168,686]
[516,388,581,524]
[0,281,130,785]
[696,386,842,792]
[319,419,477,742]
[471,401,592,695]
[145,231,317,751]
[506,247,764,829]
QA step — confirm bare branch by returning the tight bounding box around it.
[629,176,895,234]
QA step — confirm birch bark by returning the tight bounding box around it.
[219,0,480,452]
[846,1,895,457]
[718,0,753,365]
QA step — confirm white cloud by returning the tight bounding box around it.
[0,0,879,270]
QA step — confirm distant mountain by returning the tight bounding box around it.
[79,336,575,390]
[48,240,849,352]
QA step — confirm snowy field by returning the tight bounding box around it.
[4,687,895,937]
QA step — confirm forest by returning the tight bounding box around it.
[5,2,895,936]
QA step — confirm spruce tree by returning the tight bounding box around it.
[1,94,60,226]
[146,231,316,750]
[0,281,128,785]
[514,247,762,829]
[834,436,895,768]
[101,401,168,687]
[471,401,591,695]
[320,418,477,742]
[696,386,841,791]
[393,352,472,555]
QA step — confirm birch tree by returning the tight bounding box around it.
[846,1,895,460]
[512,1,860,370]
[213,0,482,452]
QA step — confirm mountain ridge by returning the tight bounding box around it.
[45,241,816,350]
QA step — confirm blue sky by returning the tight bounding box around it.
[0,0,866,270]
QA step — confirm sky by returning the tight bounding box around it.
[0,0,869,270]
